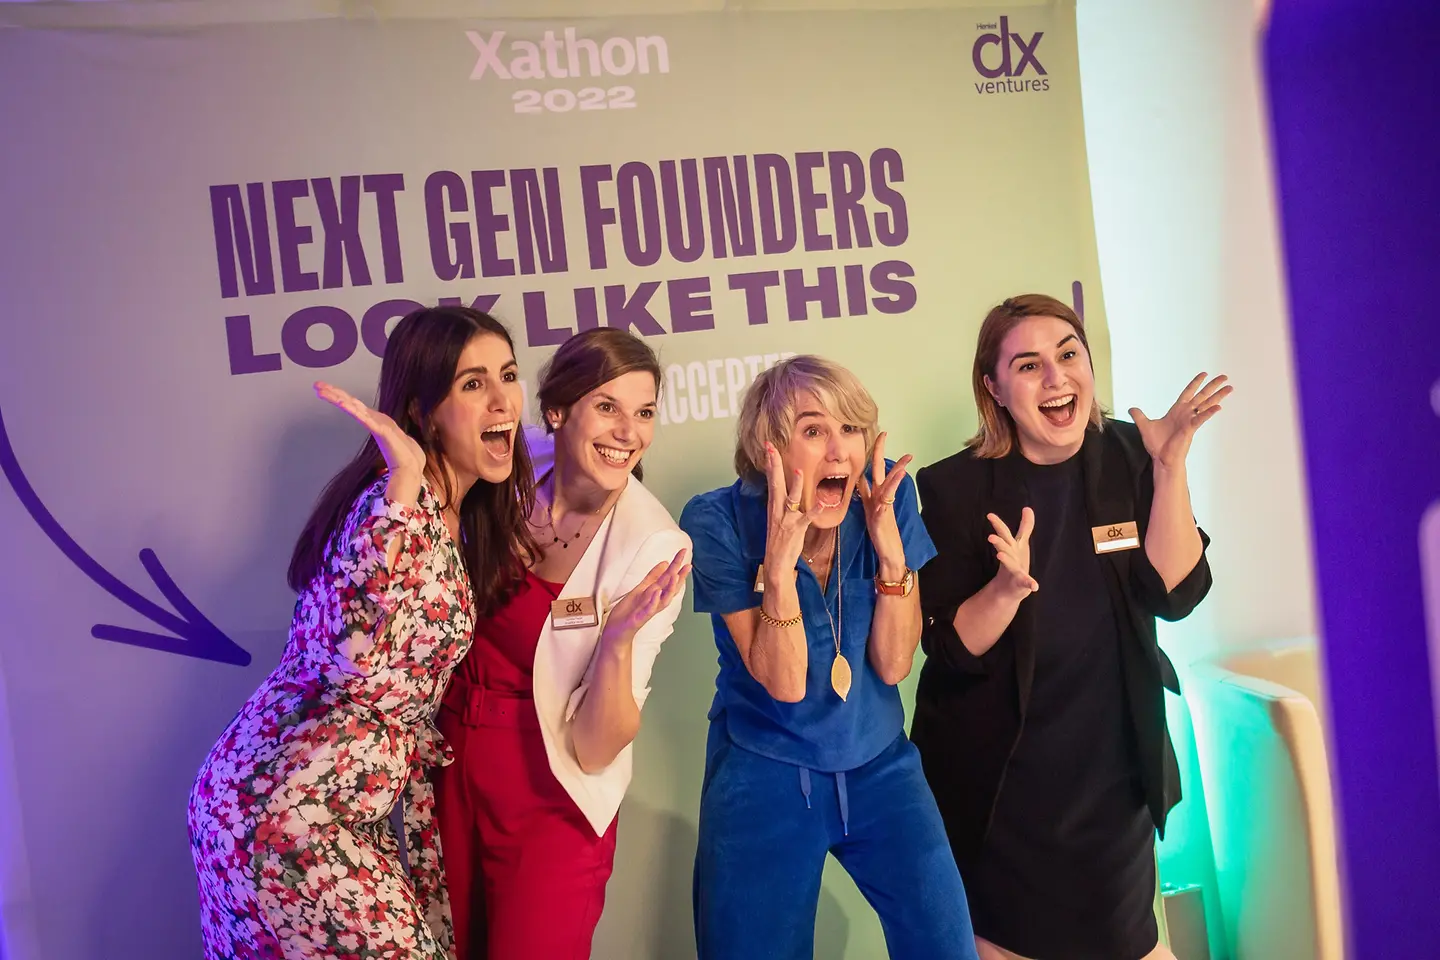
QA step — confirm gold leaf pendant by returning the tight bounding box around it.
[830,653,853,701]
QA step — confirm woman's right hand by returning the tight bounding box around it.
[763,441,826,578]
[988,508,1039,598]
[315,381,426,480]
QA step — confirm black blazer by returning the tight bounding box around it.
[910,418,1212,865]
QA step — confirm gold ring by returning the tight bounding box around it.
[786,499,801,512]
[882,496,896,505]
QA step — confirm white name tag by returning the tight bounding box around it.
[550,596,599,629]
[1092,522,1141,554]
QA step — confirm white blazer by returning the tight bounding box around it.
[524,426,691,836]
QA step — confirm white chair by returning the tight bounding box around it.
[1187,637,1345,960]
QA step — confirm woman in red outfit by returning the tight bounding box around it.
[435,328,691,960]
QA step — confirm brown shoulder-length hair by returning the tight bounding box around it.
[536,328,662,481]
[968,293,1105,459]
[287,305,539,617]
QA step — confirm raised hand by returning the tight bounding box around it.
[1129,373,1232,471]
[315,381,426,480]
[763,441,827,575]
[856,431,914,575]
[988,508,1039,597]
[602,548,690,645]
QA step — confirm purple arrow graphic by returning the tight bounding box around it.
[0,404,250,666]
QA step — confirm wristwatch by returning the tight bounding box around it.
[874,568,914,597]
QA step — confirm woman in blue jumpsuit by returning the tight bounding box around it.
[680,355,979,960]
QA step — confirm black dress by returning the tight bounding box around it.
[963,453,1157,959]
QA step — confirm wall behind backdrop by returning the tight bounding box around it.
[0,2,1112,959]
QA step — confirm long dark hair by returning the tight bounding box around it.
[536,328,662,481]
[287,306,539,616]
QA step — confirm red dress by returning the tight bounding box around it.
[435,570,619,960]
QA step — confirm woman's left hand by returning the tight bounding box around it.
[1129,373,1233,471]
[857,432,913,577]
[600,547,690,647]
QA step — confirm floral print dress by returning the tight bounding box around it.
[188,478,473,959]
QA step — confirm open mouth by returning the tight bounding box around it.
[595,443,635,469]
[480,420,515,460]
[1038,394,1078,428]
[815,473,849,509]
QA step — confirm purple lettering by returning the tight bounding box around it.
[703,156,757,259]
[281,305,357,368]
[843,264,868,316]
[604,282,665,336]
[617,162,662,268]
[1012,24,1046,75]
[755,154,797,255]
[579,164,616,270]
[871,149,909,247]
[312,176,372,290]
[273,179,319,293]
[210,184,276,299]
[361,299,423,357]
[224,315,282,375]
[363,174,406,284]
[573,287,602,332]
[972,19,1009,79]
[828,152,873,249]
[523,290,570,346]
[728,270,781,326]
[794,152,833,253]
[472,170,516,278]
[510,167,569,275]
[424,171,475,281]
[783,267,841,321]
[870,260,917,314]
[659,159,705,263]
[668,276,714,333]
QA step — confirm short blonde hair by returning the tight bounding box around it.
[968,294,1105,458]
[734,355,880,484]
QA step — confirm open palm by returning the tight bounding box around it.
[1129,373,1232,470]
[315,381,426,478]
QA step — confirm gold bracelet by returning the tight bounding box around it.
[758,608,804,629]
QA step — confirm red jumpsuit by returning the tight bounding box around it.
[435,571,619,960]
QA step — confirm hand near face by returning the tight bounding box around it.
[763,441,828,573]
[1129,373,1232,471]
[315,381,425,479]
[856,432,913,572]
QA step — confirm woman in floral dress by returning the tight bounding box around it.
[187,306,537,960]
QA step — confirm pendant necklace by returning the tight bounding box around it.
[820,527,851,701]
[542,472,592,550]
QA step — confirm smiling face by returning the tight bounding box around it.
[984,314,1096,464]
[428,332,523,488]
[777,389,869,528]
[550,369,658,494]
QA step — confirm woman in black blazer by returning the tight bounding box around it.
[911,294,1230,960]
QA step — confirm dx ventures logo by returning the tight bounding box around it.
[972,16,1049,95]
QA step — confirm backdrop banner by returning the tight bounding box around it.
[0,4,1105,957]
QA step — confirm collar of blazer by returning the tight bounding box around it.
[525,425,678,695]
[984,421,1144,712]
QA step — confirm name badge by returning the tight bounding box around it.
[551,596,599,629]
[1092,521,1141,554]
